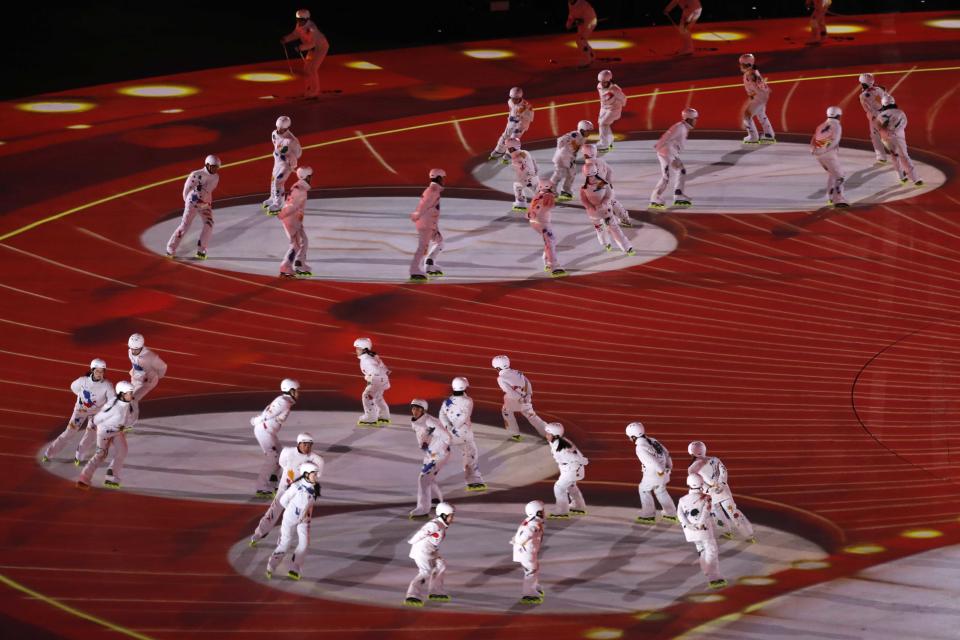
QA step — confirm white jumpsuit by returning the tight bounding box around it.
[45,373,113,461]
[550,130,587,195]
[511,515,544,598]
[411,413,452,516]
[128,347,167,402]
[808,0,831,43]
[667,0,702,55]
[859,85,888,162]
[253,447,324,540]
[811,117,847,206]
[166,167,220,257]
[263,130,303,212]
[78,396,138,485]
[742,67,775,142]
[527,190,562,271]
[282,19,329,98]
[550,437,588,515]
[266,479,319,576]
[566,0,597,67]
[689,455,755,540]
[493,98,536,157]
[597,81,627,150]
[439,393,483,486]
[581,178,631,253]
[510,149,539,208]
[357,351,391,423]
[650,120,693,206]
[677,489,723,583]
[278,178,312,275]
[497,367,549,438]
[409,182,444,277]
[251,393,296,493]
[634,435,677,519]
[587,156,630,225]
[406,517,449,600]
[876,107,918,183]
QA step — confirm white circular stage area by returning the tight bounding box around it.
[39,411,557,504]
[473,138,945,214]
[230,503,826,615]
[142,196,677,283]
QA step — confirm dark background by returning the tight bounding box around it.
[5,1,953,99]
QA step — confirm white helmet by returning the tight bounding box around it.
[276,115,291,130]
[205,155,221,167]
[127,333,144,350]
[296,166,313,180]
[581,143,597,159]
[353,337,373,350]
[435,502,455,518]
[452,376,469,392]
[738,53,755,66]
[538,177,555,192]
[298,461,320,476]
[429,168,446,179]
[545,422,564,437]
[625,422,645,438]
[597,69,613,83]
[295,9,311,19]
[583,162,599,177]
[826,106,842,118]
[505,137,521,151]
[281,378,300,393]
[686,474,703,490]
[492,355,510,369]
[858,73,875,86]
[115,380,134,395]
[296,432,314,444]
[410,398,428,411]
[688,441,707,457]
[577,119,594,132]
[89,358,107,370]
[682,107,699,120]
[881,94,896,107]
[525,499,545,519]
[509,86,523,99]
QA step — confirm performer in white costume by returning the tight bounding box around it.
[581,163,634,255]
[649,108,698,210]
[626,422,678,524]
[126,333,167,402]
[551,120,593,201]
[492,355,549,440]
[664,0,702,56]
[42,359,112,463]
[511,500,546,604]
[251,379,300,498]
[506,137,539,212]
[678,473,727,589]
[409,399,452,518]
[354,337,391,426]
[250,432,324,545]
[281,9,330,99]
[76,381,138,490]
[262,116,303,214]
[166,155,221,260]
[265,462,322,581]
[688,440,756,542]
[857,73,889,164]
[545,422,588,519]
[404,501,455,607]
[738,54,775,144]
[566,0,597,68]
[806,0,831,46]
[596,69,627,152]
[582,143,633,227]
[409,169,446,282]
[490,87,535,161]
[526,178,567,277]
[811,106,849,208]
[876,94,923,187]
[278,166,314,278]
[439,377,486,491]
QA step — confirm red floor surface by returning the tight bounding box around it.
[2,10,960,640]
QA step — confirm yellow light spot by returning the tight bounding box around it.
[926,19,960,29]
[0,141,5,145]
[160,108,184,114]
[566,38,633,50]
[686,593,725,603]
[462,49,514,59]
[236,72,294,83]
[17,101,96,114]
[258,96,277,100]
[692,31,748,41]
[843,544,885,555]
[584,629,623,640]
[633,610,669,622]
[66,124,92,130]
[117,85,198,98]
[345,61,382,70]
[792,559,830,570]
[739,576,776,586]
[362,82,378,86]
[902,528,943,539]
[826,24,866,34]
